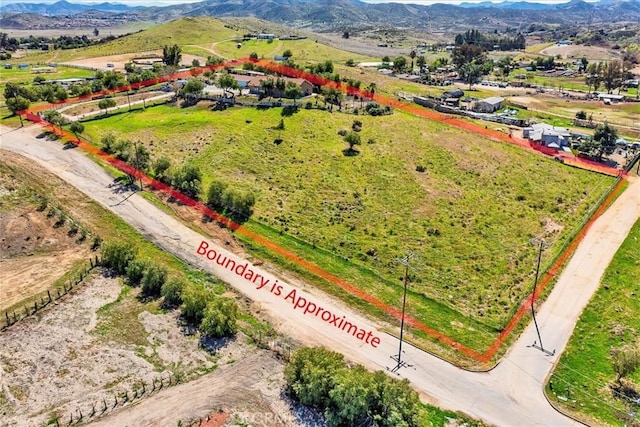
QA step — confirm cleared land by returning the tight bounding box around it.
[548,214,640,426]
[0,156,93,312]
[80,102,616,355]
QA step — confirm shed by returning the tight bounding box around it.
[473,96,505,113]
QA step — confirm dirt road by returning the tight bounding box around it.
[2,124,639,425]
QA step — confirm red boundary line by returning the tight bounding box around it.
[16,58,625,363]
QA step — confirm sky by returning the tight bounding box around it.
[0,0,605,5]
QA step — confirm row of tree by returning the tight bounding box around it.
[100,240,238,338]
[285,347,423,426]
[585,60,634,94]
[454,29,526,51]
[0,31,117,52]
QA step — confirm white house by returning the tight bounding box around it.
[523,123,572,147]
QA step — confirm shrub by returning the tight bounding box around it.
[161,277,185,308]
[141,264,167,297]
[101,241,136,275]
[199,297,238,338]
[182,286,214,325]
[125,258,153,286]
[337,129,348,137]
[416,165,426,173]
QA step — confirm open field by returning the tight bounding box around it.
[79,102,616,354]
[540,44,623,61]
[61,51,207,73]
[214,38,377,63]
[548,213,640,426]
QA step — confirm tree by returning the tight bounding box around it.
[101,241,136,275]
[163,44,182,67]
[171,164,202,199]
[101,132,117,153]
[182,286,214,324]
[322,87,343,111]
[285,347,346,409]
[131,142,150,172]
[93,28,99,37]
[98,98,116,115]
[593,122,618,161]
[191,58,200,68]
[206,179,228,211]
[217,73,238,98]
[249,52,258,60]
[141,264,167,297]
[575,110,587,120]
[451,43,486,69]
[261,77,275,100]
[199,297,238,338]
[372,371,421,427]
[459,62,485,89]
[125,257,153,286]
[69,121,84,139]
[6,95,30,115]
[282,49,293,58]
[612,344,640,384]
[602,60,623,94]
[326,365,376,426]
[409,50,417,71]
[153,157,172,184]
[285,82,302,104]
[416,55,426,73]
[161,277,185,308]
[181,77,204,97]
[344,131,361,152]
[392,56,407,72]
[342,31,349,39]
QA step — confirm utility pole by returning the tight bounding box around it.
[391,252,415,373]
[530,238,555,356]
[132,140,144,191]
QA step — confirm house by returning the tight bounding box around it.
[247,76,313,98]
[231,75,255,89]
[473,97,505,113]
[523,123,572,147]
[377,68,394,76]
[257,34,276,40]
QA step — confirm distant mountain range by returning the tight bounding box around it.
[2,0,640,30]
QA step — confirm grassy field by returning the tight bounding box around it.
[548,219,640,426]
[214,38,376,63]
[11,17,240,64]
[79,102,616,357]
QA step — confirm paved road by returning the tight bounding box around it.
[2,125,639,426]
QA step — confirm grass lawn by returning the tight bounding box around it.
[548,219,640,426]
[79,102,616,359]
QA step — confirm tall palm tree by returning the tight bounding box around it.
[409,50,417,71]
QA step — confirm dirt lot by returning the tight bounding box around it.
[540,44,621,61]
[62,51,208,72]
[0,156,93,312]
[0,274,316,426]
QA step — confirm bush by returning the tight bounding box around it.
[286,347,422,426]
[125,258,153,286]
[305,101,313,109]
[101,241,136,275]
[199,297,238,338]
[161,277,185,308]
[141,264,167,297]
[337,129,348,137]
[416,165,426,173]
[182,286,214,325]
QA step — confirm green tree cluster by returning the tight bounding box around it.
[163,44,182,67]
[206,180,256,222]
[285,347,422,426]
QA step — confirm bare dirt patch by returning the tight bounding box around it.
[0,159,93,312]
[540,44,621,61]
[62,50,207,72]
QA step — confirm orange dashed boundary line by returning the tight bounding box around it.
[17,59,626,364]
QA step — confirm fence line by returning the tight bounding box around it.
[51,373,178,426]
[1,256,100,331]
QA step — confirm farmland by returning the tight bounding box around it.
[80,102,616,357]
